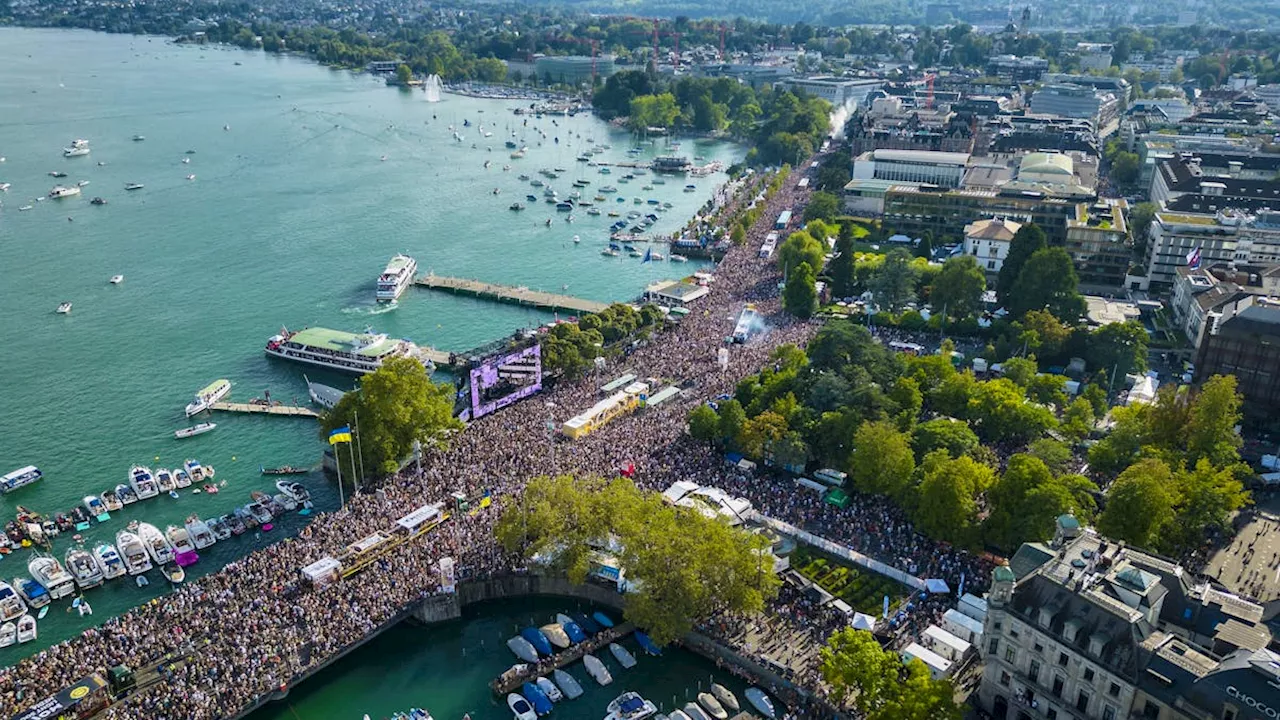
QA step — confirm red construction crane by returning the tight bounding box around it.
[719,23,728,61]
[923,72,937,109]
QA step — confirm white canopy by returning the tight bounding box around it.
[926,578,951,594]
[300,556,342,586]
[851,612,876,630]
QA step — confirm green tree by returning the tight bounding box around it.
[821,628,961,720]
[870,249,919,312]
[914,451,995,543]
[985,454,1097,550]
[1110,151,1141,186]
[803,191,841,223]
[1014,310,1072,361]
[929,255,985,318]
[1001,357,1038,387]
[628,93,680,133]
[777,230,825,279]
[915,231,934,259]
[1185,375,1244,468]
[1010,248,1086,321]
[1098,459,1177,549]
[496,476,778,646]
[968,378,1056,443]
[783,261,818,318]
[1061,397,1097,441]
[911,418,980,460]
[688,404,720,444]
[395,63,413,85]
[830,233,856,298]
[1087,321,1149,380]
[320,356,462,476]
[730,224,746,245]
[717,399,747,451]
[996,223,1047,307]
[738,410,789,459]
[850,420,916,500]
[1029,438,1072,475]
[1128,201,1158,257]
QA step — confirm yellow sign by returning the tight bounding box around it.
[69,686,90,700]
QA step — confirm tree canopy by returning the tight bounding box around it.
[496,475,779,645]
[821,628,962,720]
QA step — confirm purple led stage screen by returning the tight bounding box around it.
[469,344,543,420]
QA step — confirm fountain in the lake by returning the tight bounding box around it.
[423,74,442,103]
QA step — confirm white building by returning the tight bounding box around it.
[782,76,883,108]
[1145,209,1280,292]
[964,217,1023,275]
[1075,42,1114,72]
[852,149,971,189]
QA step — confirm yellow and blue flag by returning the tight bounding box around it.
[328,426,352,445]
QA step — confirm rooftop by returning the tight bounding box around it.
[287,327,401,357]
[870,149,971,166]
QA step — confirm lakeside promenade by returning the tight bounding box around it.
[0,153,987,720]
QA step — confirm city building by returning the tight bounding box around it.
[1170,262,1280,349]
[848,103,977,155]
[988,54,1050,82]
[782,76,883,108]
[533,55,616,85]
[1195,296,1280,415]
[694,63,793,89]
[1151,154,1280,213]
[1075,42,1114,72]
[978,516,1274,720]
[851,149,971,189]
[1042,74,1134,104]
[1144,210,1280,294]
[1065,198,1131,289]
[963,217,1022,275]
[1029,85,1121,136]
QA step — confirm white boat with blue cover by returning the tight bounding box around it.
[507,693,537,720]
[0,581,27,622]
[94,543,127,580]
[605,692,659,720]
[534,676,563,702]
[82,495,110,522]
[1,466,42,494]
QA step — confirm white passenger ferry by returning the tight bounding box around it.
[265,327,429,374]
[376,254,417,302]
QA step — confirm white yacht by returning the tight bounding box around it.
[266,326,430,374]
[110,274,124,284]
[185,516,216,549]
[65,547,105,590]
[0,581,27,622]
[129,465,159,499]
[48,185,81,198]
[605,692,659,720]
[165,525,196,555]
[376,254,417,302]
[115,531,153,575]
[175,422,216,439]
[56,302,72,314]
[183,459,210,483]
[16,615,36,644]
[93,543,127,580]
[1,466,43,494]
[173,468,193,489]
[155,468,176,493]
[82,495,110,521]
[63,146,91,157]
[185,379,231,416]
[507,693,536,720]
[0,622,14,648]
[27,555,75,599]
[137,523,175,565]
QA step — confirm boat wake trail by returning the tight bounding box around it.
[341,302,398,316]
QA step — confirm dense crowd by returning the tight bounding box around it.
[0,152,990,720]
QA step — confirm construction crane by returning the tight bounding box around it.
[923,72,937,110]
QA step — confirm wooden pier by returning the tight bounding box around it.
[208,402,320,418]
[490,622,635,695]
[416,273,611,315]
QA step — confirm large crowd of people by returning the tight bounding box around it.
[0,152,991,720]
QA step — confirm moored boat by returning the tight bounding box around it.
[710,684,739,712]
[65,547,105,590]
[263,466,308,476]
[540,623,570,649]
[155,468,176,493]
[28,554,75,599]
[11,577,49,609]
[165,525,196,555]
[0,581,27,622]
[173,468,192,488]
[521,627,553,656]
[0,622,14,648]
[571,612,599,635]
[183,459,206,483]
[582,653,612,686]
[744,688,776,718]
[161,563,185,584]
[507,693,536,720]
[683,703,711,720]
[534,676,563,703]
[551,669,583,700]
[185,379,231,416]
[605,692,659,720]
[82,495,110,522]
[609,642,637,669]
[634,630,661,656]
[507,635,539,663]
[137,523,174,565]
[592,611,615,628]
[94,543,127,580]
[129,466,158,499]
[185,516,216,549]
[266,326,430,374]
[115,530,152,575]
[697,693,728,720]
[555,613,586,643]
[1,466,42,494]
[521,682,553,716]
[115,484,138,505]
[208,516,233,541]
[101,489,123,511]
[16,614,35,644]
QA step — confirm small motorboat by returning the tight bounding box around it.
[82,495,110,522]
[634,631,661,655]
[12,577,49,609]
[90,197,106,205]
[744,688,776,719]
[668,712,692,720]
[234,506,257,531]
[173,469,192,488]
[555,613,587,643]
[183,459,206,482]
[125,183,143,191]
[507,693,537,720]
[246,501,273,525]
[56,302,72,314]
[507,636,539,663]
[592,611,615,629]
[101,489,123,511]
[115,531,152,575]
[0,581,27,622]
[156,468,176,493]
[115,483,138,505]
[521,627,553,656]
[535,676,563,703]
[175,422,216,439]
[605,692,659,720]
[65,547,105,590]
[0,622,14,648]
[609,642,637,669]
[137,523,174,565]
[262,466,308,476]
[684,704,711,720]
[541,623,570,649]
[552,669,583,700]
[185,515,216,549]
[521,682,553,715]
[132,135,145,141]
[16,614,35,644]
[571,612,600,635]
[135,575,149,588]
[697,693,728,719]
[711,684,739,712]
[207,516,232,541]
[94,543,127,580]
[583,653,612,686]
[161,563,185,584]
[275,480,310,503]
[28,554,75,599]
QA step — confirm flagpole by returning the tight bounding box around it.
[353,410,365,487]
[348,437,359,495]
[335,441,345,510]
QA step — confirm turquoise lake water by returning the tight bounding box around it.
[0,27,743,662]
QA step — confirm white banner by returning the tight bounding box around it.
[748,512,927,591]
[438,556,456,594]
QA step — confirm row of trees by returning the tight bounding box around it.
[541,303,666,378]
[687,319,1249,557]
[494,475,779,645]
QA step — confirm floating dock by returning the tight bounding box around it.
[490,622,635,695]
[416,273,611,315]
[208,402,320,418]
